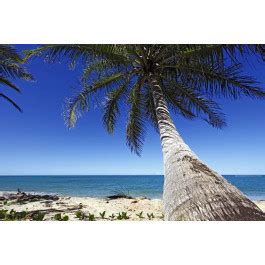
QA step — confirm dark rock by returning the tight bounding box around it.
[0,192,59,203]
[106,193,134,200]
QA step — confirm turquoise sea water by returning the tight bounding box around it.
[0,175,265,200]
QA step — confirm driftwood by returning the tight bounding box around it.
[27,208,64,216]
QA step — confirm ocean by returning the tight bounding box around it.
[0,175,265,200]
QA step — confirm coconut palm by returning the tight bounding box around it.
[0,45,33,111]
[26,44,265,220]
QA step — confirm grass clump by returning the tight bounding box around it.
[147,213,155,220]
[99,211,106,219]
[117,212,130,220]
[87,213,95,221]
[136,211,144,219]
[109,213,115,220]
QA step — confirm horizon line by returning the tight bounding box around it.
[0,174,265,176]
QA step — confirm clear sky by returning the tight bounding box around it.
[1,45,265,175]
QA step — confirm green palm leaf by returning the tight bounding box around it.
[26,44,265,154]
[126,77,146,155]
[65,73,126,128]
[0,93,22,112]
[0,45,33,112]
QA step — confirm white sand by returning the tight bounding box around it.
[1,196,264,221]
[255,200,265,212]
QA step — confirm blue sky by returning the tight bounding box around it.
[1,45,265,175]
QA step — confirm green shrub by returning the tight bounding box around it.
[54,213,62,221]
[32,212,45,221]
[0,209,8,220]
[87,213,95,221]
[0,209,28,221]
[6,209,17,220]
[62,215,69,221]
[16,211,27,220]
[75,211,86,220]
[54,213,69,221]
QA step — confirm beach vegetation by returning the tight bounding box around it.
[147,213,155,220]
[117,212,130,220]
[0,209,28,221]
[31,211,45,221]
[54,213,69,221]
[62,215,69,221]
[87,213,95,221]
[54,213,62,221]
[109,213,116,220]
[99,211,106,219]
[0,209,8,220]
[75,210,86,220]
[136,211,144,219]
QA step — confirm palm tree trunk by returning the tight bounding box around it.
[151,78,265,221]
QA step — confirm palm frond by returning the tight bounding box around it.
[0,93,22,112]
[24,44,129,66]
[0,45,23,62]
[65,73,126,128]
[143,87,159,131]
[169,81,226,128]
[164,63,265,99]
[126,78,146,155]
[0,45,33,112]
[103,79,130,133]
[81,59,114,83]
[160,45,261,67]
[64,85,91,128]
[162,84,196,120]
[0,77,21,92]
[0,60,33,80]
[24,44,265,155]
[159,45,225,67]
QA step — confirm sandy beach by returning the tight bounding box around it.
[1,193,265,221]
[0,194,163,221]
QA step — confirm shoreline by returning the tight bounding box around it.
[1,192,265,221]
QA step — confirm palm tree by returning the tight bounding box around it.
[26,44,265,220]
[0,45,33,111]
